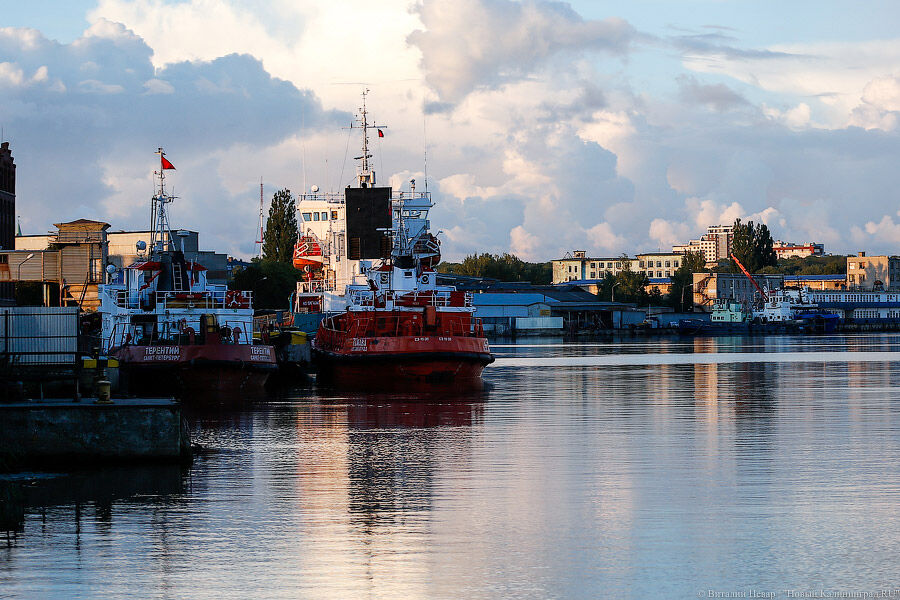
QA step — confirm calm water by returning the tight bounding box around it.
[3,334,900,599]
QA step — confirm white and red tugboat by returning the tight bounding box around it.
[311,95,494,386]
[99,149,276,398]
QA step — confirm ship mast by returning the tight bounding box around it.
[256,177,265,259]
[149,147,176,254]
[350,89,386,188]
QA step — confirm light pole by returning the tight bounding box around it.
[611,281,621,303]
[681,281,697,312]
[16,252,35,280]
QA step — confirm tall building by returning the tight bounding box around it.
[0,142,15,304]
[673,224,734,265]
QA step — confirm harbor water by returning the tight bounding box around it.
[3,334,900,598]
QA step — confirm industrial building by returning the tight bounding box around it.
[692,272,785,311]
[846,252,900,290]
[2,219,229,311]
[552,251,683,284]
[17,225,229,284]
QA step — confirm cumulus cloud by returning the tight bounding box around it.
[6,1,900,264]
[409,0,636,105]
[1,23,344,256]
[677,75,748,112]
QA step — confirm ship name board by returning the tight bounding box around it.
[250,346,271,361]
[142,346,181,361]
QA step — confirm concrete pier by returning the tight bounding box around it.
[0,398,190,468]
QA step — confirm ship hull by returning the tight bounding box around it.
[313,335,493,388]
[114,344,277,400]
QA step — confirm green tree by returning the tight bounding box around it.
[261,188,298,263]
[437,253,551,284]
[668,251,706,311]
[730,218,777,273]
[612,254,649,303]
[229,259,302,310]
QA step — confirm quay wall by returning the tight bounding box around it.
[0,399,189,467]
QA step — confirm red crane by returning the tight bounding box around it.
[730,253,768,302]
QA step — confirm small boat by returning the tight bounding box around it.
[99,149,277,399]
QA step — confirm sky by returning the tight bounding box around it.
[3,1,900,261]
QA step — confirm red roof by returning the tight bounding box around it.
[130,261,162,271]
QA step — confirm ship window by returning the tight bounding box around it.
[331,210,338,220]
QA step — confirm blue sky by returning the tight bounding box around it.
[3,1,900,260]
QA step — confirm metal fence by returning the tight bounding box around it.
[0,307,80,365]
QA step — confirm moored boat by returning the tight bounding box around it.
[99,149,276,399]
[310,93,494,386]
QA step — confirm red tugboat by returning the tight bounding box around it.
[311,96,493,386]
[99,149,277,398]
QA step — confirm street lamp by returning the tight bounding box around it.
[16,252,36,280]
[611,281,621,303]
[681,281,697,312]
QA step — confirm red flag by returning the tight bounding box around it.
[161,156,176,170]
[377,129,384,138]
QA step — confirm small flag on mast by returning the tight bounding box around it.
[161,155,176,170]
[377,129,384,138]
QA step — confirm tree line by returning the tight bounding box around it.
[232,198,848,312]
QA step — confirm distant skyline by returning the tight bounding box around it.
[3,1,900,260]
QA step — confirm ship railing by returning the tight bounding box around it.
[154,289,254,310]
[348,289,473,308]
[297,191,346,204]
[106,317,254,351]
[297,279,333,294]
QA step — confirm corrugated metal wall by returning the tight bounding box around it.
[0,307,79,364]
[60,245,92,283]
[0,251,59,281]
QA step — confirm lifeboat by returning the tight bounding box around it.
[292,235,325,269]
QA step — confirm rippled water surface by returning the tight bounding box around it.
[4,334,900,599]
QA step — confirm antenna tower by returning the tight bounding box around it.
[149,148,176,254]
[256,178,265,258]
[350,89,386,187]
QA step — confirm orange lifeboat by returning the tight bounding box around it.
[292,235,325,270]
[414,233,441,269]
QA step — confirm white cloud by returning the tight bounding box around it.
[7,1,900,263]
[409,0,635,105]
[0,62,25,87]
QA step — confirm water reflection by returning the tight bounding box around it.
[5,336,900,599]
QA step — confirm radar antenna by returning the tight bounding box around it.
[349,89,387,188]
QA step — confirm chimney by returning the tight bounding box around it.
[858,251,866,257]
